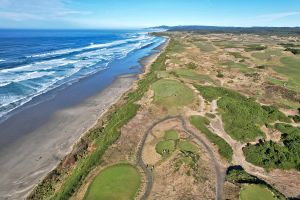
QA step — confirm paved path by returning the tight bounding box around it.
[136,115,224,200]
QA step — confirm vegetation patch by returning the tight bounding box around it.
[290,115,300,123]
[152,79,194,109]
[226,166,286,200]
[189,115,233,161]
[212,40,239,48]
[244,44,267,52]
[194,85,289,142]
[205,113,216,119]
[173,151,205,181]
[178,141,198,153]
[164,130,179,140]
[228,52,247,59]
[84,164,140,200]
[244,123,300,170]
[285,47,300,55]
[240,184,276,200]
[186,62,198,69]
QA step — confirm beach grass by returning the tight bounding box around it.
[194,85,289,142]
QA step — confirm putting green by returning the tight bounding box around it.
[155,140,176,155]
[240,184,276,200]
[164,130,179,140]
[152,79,194,109]
[84,164,141,200]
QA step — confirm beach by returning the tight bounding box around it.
[0,38,167,200]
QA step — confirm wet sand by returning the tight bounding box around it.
[0,75,136,199]
[0,38,167,200]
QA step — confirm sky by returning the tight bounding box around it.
[0,0,300,29]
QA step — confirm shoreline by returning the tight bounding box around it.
[0,37,168,200]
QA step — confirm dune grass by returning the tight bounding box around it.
[194,85,290,142]
[189,115,233,161]
[84,164,141,200]
[152,79,194,109]
[240,184,276,200]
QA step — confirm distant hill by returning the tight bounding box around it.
[149,25,300,35]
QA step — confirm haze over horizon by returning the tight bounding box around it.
[0,0,300,29]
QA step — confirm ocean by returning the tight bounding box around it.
[0,29,165,121]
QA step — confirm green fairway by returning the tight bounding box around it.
[240,184,276,200]
[178,141,198,153]
[272,56,300,92]
[228,52,247,59]
[152,79,194,109]
[222,60,254,73]
[155,140,176,155]
[195,41,216,52]
[251,50,282,60]
[84,164,141,200]
[164,130,179,140]
[174,69,215,83]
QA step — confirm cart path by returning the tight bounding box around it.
[136,115,225,200]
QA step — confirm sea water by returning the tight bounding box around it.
[0,29,165,120]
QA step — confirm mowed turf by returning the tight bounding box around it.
[174,69,215,83]
[84,164,141,200]
[272,56,300,92]
[222,60,254,73]
[152,79,194,109]
[251,50,282,60]
[164,130,179,140]
[240,184,276,200]
[155,140,176,155]
[178,141,198,153]
[194,41,216,52]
